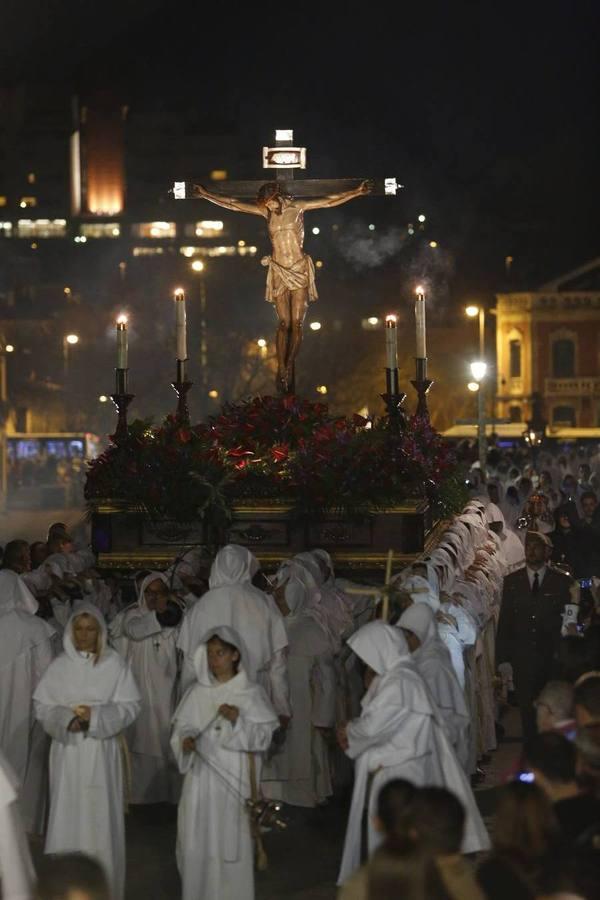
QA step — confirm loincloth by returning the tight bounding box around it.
[261,253,318,304]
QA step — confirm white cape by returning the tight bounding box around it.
[33,604,140,900]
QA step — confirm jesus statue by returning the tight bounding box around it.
[193,179,372,393]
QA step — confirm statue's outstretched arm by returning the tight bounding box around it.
[192,184,265,216]
[298,179,372,211]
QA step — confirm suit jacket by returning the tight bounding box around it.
[496,566,572,697]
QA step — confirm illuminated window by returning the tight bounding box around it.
[0,222,12,236]
[132,247,165,257]
[16,219,66,238]
[27,173,36,184]
[81,222,121,238]
[132,222,176,239]
[179,245,256,259]
[19,197,37,209]
[210,170,228,181]
[195,220,223,237]
[0,196,7,207]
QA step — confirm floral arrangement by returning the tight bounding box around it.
[85,395,464,524]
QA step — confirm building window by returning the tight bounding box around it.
[553,405,576,426]
[80,222,121,238]
[552,339,575,377]
[0,196,7,207]
[132,246,165,257]
[16,219,67,238]
[509,339,521,378]
[27,173,36,184]
[132,222,176,239]
[0,221,12,236]
[210,170,228,181]
[19,196,37,209]
[195,220,223,238]
[509,405,522,422]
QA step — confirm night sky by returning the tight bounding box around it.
[1,1,599,301]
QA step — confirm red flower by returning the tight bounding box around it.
[175,428,192,444]
[227,446,254,459]
[271,443,289,463]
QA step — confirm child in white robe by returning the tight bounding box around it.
[33,603,141,900]
[171,626,278,900]
[336,621,489,885]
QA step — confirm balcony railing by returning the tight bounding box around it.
[545,377,600,396]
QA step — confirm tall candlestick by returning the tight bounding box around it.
[174,288,187,361]
[415,287,426,358]
[385,314,398,370]
[116,315,128,369]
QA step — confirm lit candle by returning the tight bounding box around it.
[385,314,398,370]
[415,286,426,358]
[174,288,187,361]
[116,315,128,369]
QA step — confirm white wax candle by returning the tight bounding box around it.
[116,319,128,369]
[415,291,426,358]
[385,315,398,369]
[175,290,187,360]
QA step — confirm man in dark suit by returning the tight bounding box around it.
[496,531,573,742]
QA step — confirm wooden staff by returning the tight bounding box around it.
[247,753,268,871]
[345,549,396,622]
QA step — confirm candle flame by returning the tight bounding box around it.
[385,314,397,323]
[116,314,128,325]
[174,287,185,298]
[415,285,425,296]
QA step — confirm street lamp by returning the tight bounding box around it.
[63,333,79,378]
[465,305,485,358]
[470,360,488,476]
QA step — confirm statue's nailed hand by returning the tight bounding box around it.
[358,179,373,195]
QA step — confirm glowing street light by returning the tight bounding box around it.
[465,304,485,357]
[257,338,267,348]
[418,214,426,223]
[65,334,79,345]
[470,360,488,475]
[309,321,322,331]
[208,389,219,399]
[367,316,379,325]
[191,260,205,272]
[5,344,14,353]
[312,227,320,235]
[63,333,80,379]
[467,382,479,392]
[99,395,108,403]
[316,385,328,395]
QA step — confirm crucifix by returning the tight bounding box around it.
[173,130,403,394]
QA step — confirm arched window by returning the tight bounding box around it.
[509,339,521,378]
[552,339,575,377]
[553,405,576,426]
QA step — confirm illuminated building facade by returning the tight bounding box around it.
[495,257,600,427]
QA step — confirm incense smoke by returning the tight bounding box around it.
[336,223,407,271]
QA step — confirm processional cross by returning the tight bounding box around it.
[173,130,402,394]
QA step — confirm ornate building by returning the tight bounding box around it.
[496,257,600,428]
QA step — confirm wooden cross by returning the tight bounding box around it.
[344,549,397,622]
[172,128,403,201]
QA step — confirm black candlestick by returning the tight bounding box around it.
[410,357,434,419]
[381,367,407,433]
[111,368,133,442]
[172,359,193,424]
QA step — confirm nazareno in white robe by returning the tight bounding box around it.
[177,545,290,717]
[398,602,471,771]
[261,570,337,808]
[109,571,182,804]
[33,603,141,900]
[171,626,278,900]
[0,751,34,900]
[0,570,55,834]
[337,621,489,884]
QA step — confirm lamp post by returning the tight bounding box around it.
[465,305,485,358]
[63,333,79,379]
[470,360,488,477]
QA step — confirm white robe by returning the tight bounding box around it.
[34,604,141,900]
[338,622,489,884]
[262,590,337,807]
[110,572,182,804]
[398,603,471,771]
[0,752,34,900]
[177,545,290,717]
[171,627,277,900]
[0,571,55,834]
